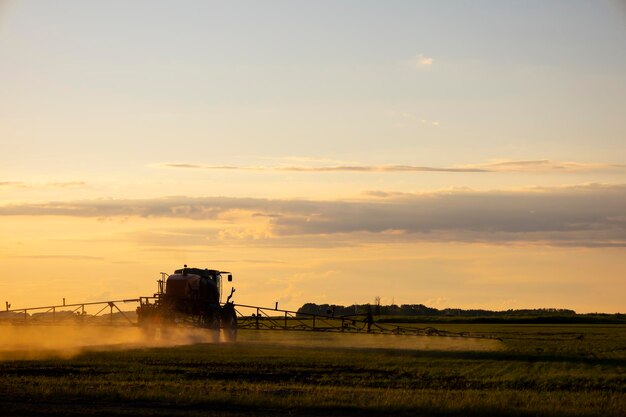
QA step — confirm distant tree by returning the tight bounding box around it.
[297,302,583,320]
[374,296,381,315]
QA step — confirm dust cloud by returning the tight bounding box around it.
[0,325,501,361]
[0,324,218,361]
[237,330,502,351]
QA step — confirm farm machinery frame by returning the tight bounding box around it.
[1,265,497,342]
[137,266,238,341]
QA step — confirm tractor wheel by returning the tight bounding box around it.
[160,316,175,340]
[202,306,221,343]
[221,309,238,342]
[141,322,157,341]
[138,305,160,341]
[201,311,220,343]
[211,319,221,343]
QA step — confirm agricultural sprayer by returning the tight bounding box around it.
[1,265,496,342]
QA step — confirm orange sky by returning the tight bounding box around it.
[1,1,625,313]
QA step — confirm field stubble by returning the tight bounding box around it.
[0,323,624,416]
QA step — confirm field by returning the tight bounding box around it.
[0,323,624,417]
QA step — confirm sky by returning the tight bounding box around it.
[1,0,625,313]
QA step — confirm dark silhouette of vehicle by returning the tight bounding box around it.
[137,265,237,341]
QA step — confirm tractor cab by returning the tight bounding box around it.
[165,266,233,304]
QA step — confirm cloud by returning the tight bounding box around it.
[461,160,626,173]
[8,255,105,261]
[390,112,441,127]
[416,53,433,66]
[154,159,625,174]
[273,185,626,235]
[157,163,487,173]
[0,196,245,218]
[0,181,87,189]
[1,184,625,248]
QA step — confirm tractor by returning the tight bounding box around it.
[4,265,497,344]
[137,265,237,341]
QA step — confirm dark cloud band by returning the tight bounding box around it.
[1,184,624,247]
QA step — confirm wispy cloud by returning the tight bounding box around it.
[154,159,625,174]
[461,159,626,173]
[0,181,87,189]
[416,53,433,66]
[8,255,105,261]
[390,111,441,127]
[1,184,625,248]
[157,163,486,173]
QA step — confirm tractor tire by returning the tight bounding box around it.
[210,321,221,343]
[201,310,221,343]
[222,312,238,342]
[141,322,157,341]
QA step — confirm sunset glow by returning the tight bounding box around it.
[1,1,625,312]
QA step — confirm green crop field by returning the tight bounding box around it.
[0,324,624,416]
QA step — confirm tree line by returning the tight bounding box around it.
[297,302,578,317]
